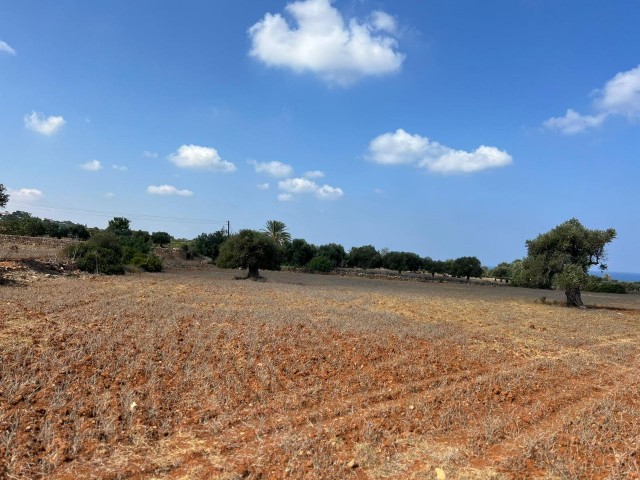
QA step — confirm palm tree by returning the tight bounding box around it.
[262,220,291,246]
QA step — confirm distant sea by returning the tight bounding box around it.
[591,271,640,282]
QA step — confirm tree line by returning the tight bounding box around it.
[1,183,627,306]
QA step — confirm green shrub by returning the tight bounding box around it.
[586,282,626,294]
[129,253,163,272]
[308,255,333,273]
[63,232,125,275]
[75,246,125,275]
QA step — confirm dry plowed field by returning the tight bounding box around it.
[1,268,639,479]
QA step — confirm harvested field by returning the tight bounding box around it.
[1,267,639,479]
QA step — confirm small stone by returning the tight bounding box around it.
[347,459,358,469]
[435,467,446,480]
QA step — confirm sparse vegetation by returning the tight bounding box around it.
[0,262,638,479]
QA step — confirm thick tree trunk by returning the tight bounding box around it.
[246,265,262,280]
[246,265,261,280]
[565,288,584,307]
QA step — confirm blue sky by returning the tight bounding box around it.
[1,0,639,271]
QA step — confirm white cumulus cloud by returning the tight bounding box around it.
[7,188,44,204]
[248,0,405,85]
[545,64,640,134]
[595,64,640,119]
[0,40,16,55]
[24,112,66,136]
[147,185,193,197]
[367,129,512,174]
[278,176,344,200]
[249,160,293,177]
[80,160,103,171]
[168,145,236,172]
[543,109,607,135]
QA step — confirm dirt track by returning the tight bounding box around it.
[1,268,639,479]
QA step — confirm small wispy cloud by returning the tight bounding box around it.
[80,160,103,171]
[104,192,116,198]
[544,64,640,134]
[112,164,128,171]
[147,184,193,196]
[257,183,270,190]
[278,193,294,202]
[0,40,16,55]
[304,170,325,179]
[249,160,293,177]
[143,150,159,159]
[24,112,66,136]
[278,177,344,200]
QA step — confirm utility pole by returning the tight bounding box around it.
[227,220,230,237]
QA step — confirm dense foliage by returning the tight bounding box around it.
[62,218,163,275]
[0,211,90,239]
[193,229,227,261]
[515,219,616,306]
[0,184,8,209]
[217,229,282,278]
[151,231,172,247]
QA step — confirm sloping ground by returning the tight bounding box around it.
[1,270,639,479]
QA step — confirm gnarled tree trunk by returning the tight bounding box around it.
[565,288,584,307]
[246,264,261,280]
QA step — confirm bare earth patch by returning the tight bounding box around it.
[1,267,639,479]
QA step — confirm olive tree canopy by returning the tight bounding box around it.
[522,218,616,307]
[217,229,282,279]
[0,184,8,209]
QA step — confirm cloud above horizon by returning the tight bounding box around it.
[367,129,513,174]
[24,112,66,136]
[248,0,405,85]
[168,145,236,172]
[544,64,640,134]
[0,40,16,55]
[80,160,103,171]
[278,176,344,200]
[6,188,44,204]
[249,160,293,177]
[147,185,194,196]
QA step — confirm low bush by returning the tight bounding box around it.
[129,253,163,272]
[586,282,627,294]
[308,255,333,273]
[63,232,125,275]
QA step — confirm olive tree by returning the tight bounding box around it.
[151,231,172,247]
[217,229,281,279]
[0,184,8,209]
[522,218,616,307]
[451,256,483,282]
